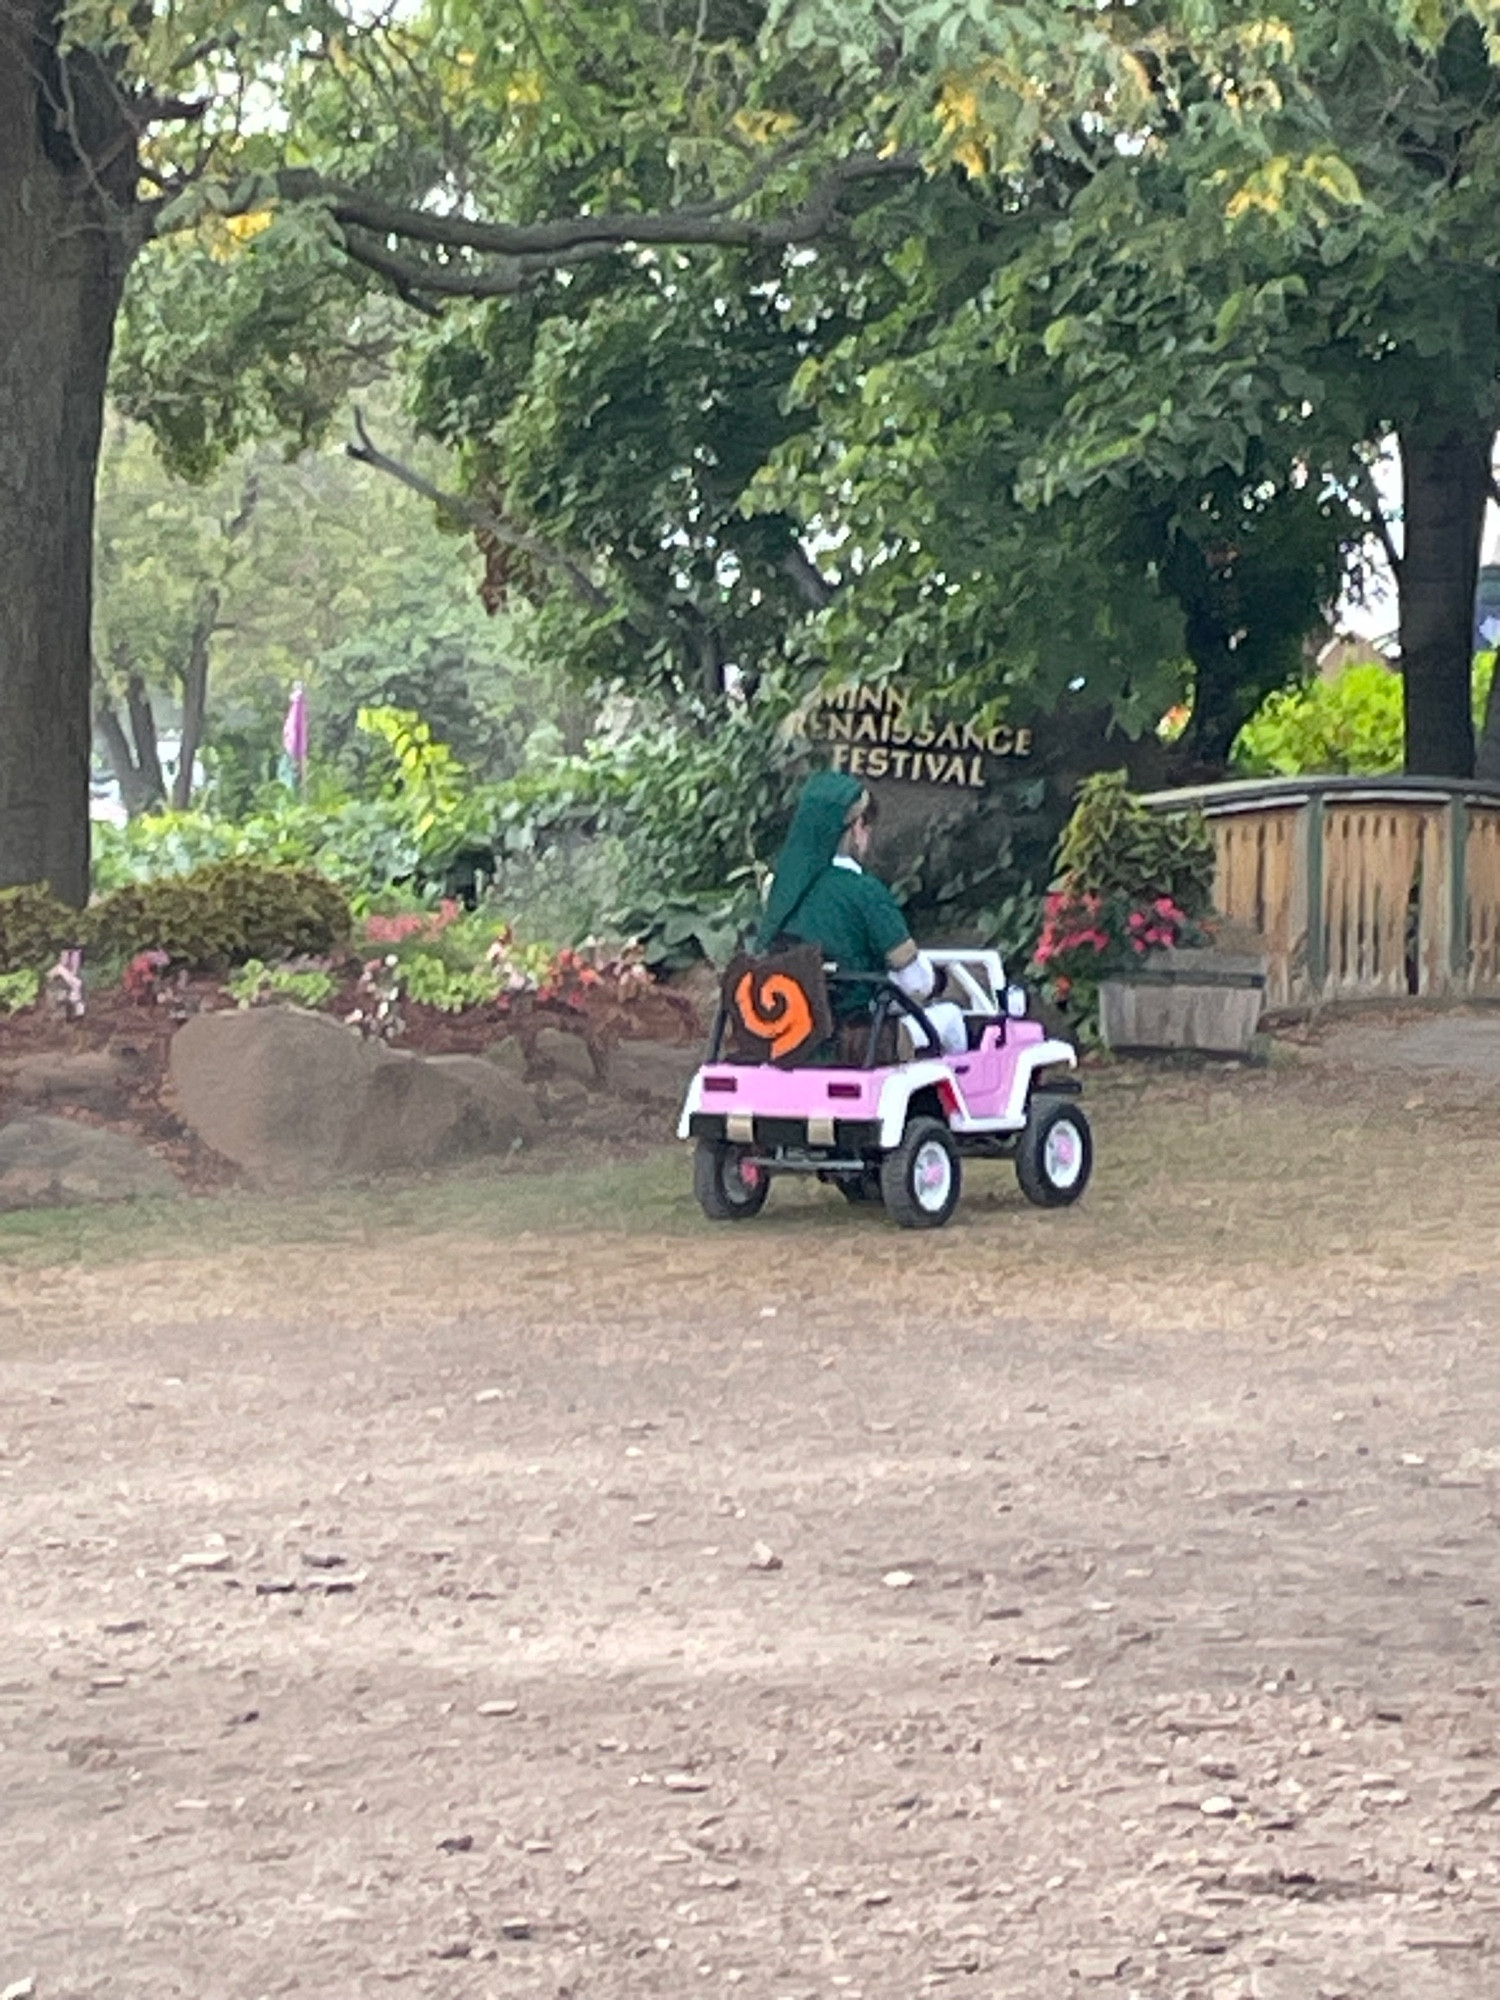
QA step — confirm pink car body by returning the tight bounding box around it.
[678,950,1077,1148]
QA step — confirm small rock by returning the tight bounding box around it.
[175,1550,232,1573]
[303,1571,362,1594]
[437,1834,474,1853]
[474,1387,505,1404]
[498,1918,533,1941]
[531,1026,597,1088]
[749,1541,783,1572]
[1015,1646,1071,1666]
[1200,1795,1238,1818]
[431,1940,472,1960]
[301,1551,347,1569]
[478,1699,519,1717]
[484,1036,528,1079]
[255,1578,298,1596]
[1,1048,131,1110]
[3,1978,37,2000]
[883,1570,917,1590]
[536,1075,591,1122]
[863,1890,892,1907]
[89,1674,126,1691]
[100,1619,146,1636]
[697,1872,741,1891]
[662,1772,709,1793]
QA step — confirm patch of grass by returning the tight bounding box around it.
[0,1150,702,1270]
[4,1059,1500,1301]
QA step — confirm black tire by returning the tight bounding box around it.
[879,1116,962,1230]
[835,1169,883,1205]
[1015,1096,1092,1208]
[693,1139,770,1221]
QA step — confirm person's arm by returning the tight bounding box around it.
[859,884,940,1000]
[887,937,939,1001]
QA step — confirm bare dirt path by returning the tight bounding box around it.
[4,1049,1500,2000]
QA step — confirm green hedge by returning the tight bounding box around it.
[0,862,352,976]
[0,886,81,976]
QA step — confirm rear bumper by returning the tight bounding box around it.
[688,1112,883,1152]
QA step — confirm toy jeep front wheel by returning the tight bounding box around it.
[694,1139,770,1221]
[1016,1096,1092,1208]
[881,1117,962,1230]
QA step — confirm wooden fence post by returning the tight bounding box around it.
[1305,791,1326,1000]
[1451,794,1470,993]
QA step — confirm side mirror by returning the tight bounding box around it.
[1004,983,1028,1019]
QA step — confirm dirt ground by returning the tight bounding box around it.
[6,1022,1500,1999]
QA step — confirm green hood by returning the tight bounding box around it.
[755,770,866,951]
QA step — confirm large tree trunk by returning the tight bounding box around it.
[1399,427,1491,779]
[0,9,136,903]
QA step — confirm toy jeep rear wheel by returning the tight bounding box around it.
[1016,1096,1092,1207]
[694,1139,770,1221]
[880,1116,962,1230]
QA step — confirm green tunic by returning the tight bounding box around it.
[756,772,912,1018]
[778,865,910,1015]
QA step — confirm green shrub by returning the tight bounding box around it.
[0,968,43,1013]
[86,861,352,970]
[1233,661,1404,776]
[1233,655,1496,777]
[1054,771,1216,917]
[0,885,81,975]
[225,958,340,1009]
[398,951,503,1012]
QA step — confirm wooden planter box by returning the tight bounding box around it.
[1099,948,1267,1056]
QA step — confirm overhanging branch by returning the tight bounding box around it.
[142,149,922,296]
[346,410,613,615]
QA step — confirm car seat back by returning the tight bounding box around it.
[720,944,834,1065]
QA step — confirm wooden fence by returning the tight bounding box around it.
[1139,777,1500,1008]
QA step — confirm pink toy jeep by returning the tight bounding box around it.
[679,948,1091,1230]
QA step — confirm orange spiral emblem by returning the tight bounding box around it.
[735,970,815,1061]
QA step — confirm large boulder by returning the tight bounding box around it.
[0,1115,177,1210]
[168,1009,541,1189]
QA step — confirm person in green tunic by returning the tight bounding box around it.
[755,770,966,1052]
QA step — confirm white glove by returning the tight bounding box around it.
[890,951,937,1003]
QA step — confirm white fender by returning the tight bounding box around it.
[875,1059,968,1148]
[1000,1038,1078,1125]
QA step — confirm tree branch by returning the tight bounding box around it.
[345,410,613,615]
[781,540,838,610]
[1356,467,1403,582]
[142,149,922,287]
[338,231,602,302]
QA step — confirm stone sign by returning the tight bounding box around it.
[806,685,1035,791]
